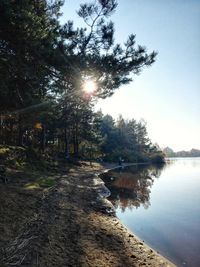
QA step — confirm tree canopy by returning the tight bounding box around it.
[0,0,163,163]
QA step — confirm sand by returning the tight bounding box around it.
[0,162,176,267]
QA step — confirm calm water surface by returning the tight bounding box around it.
[101,158,200,267]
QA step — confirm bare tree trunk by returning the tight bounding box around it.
[40,124,46,152]
[18,115,23,146]
[73,124,79,157]
[0,114,3,144]
[9,121,14,145]
[64,127,70,159]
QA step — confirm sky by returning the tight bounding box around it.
[61,0,200,151]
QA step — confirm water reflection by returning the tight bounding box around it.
[101,164,165,212]
[101,159,200,267]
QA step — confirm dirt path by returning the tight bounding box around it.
[0,163,175,267]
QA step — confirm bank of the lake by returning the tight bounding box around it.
[0,161,175,267]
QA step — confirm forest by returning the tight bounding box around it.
[0,0,164,164]
[163,147,200,158]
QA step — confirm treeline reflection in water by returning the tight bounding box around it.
[101,159,200,267]
[101,163,167,212]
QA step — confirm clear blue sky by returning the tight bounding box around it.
[61,0,200,151]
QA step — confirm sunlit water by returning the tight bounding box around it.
[101,158,200,267]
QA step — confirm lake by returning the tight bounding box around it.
[101,158,200,267]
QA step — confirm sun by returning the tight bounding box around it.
[82,80,97,95]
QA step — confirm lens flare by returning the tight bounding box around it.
[82,80,97,95]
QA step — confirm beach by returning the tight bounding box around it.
[0,162,175,267]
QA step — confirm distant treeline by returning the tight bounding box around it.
[163,147,200,158]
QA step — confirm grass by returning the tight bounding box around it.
[0,145,70,191]
[24,178,56,190]
[24,182,40,190]
[0,147,10,155]
[38,178,56,187]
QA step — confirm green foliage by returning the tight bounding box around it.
[38,178,56,188]
[148,152,165,164]
[61,0,157,99]
[0,145,27,166]
[79,140,102,160]
[97,114,165,163]
[24,177,55,189]
[0,0,63,111]
[0,0,160,164]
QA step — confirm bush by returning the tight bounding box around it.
[149,152,165,164]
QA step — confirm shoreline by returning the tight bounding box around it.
[95,163,176,267]
[0,161,176,266]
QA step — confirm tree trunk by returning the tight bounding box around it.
[40,124,46,152]
[18,115,23,146]
[0,115,3,144]
[73,124,79,157]
[9,121,14,145]
[64,128,70,159]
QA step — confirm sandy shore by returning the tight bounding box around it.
[0,162,176,266]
